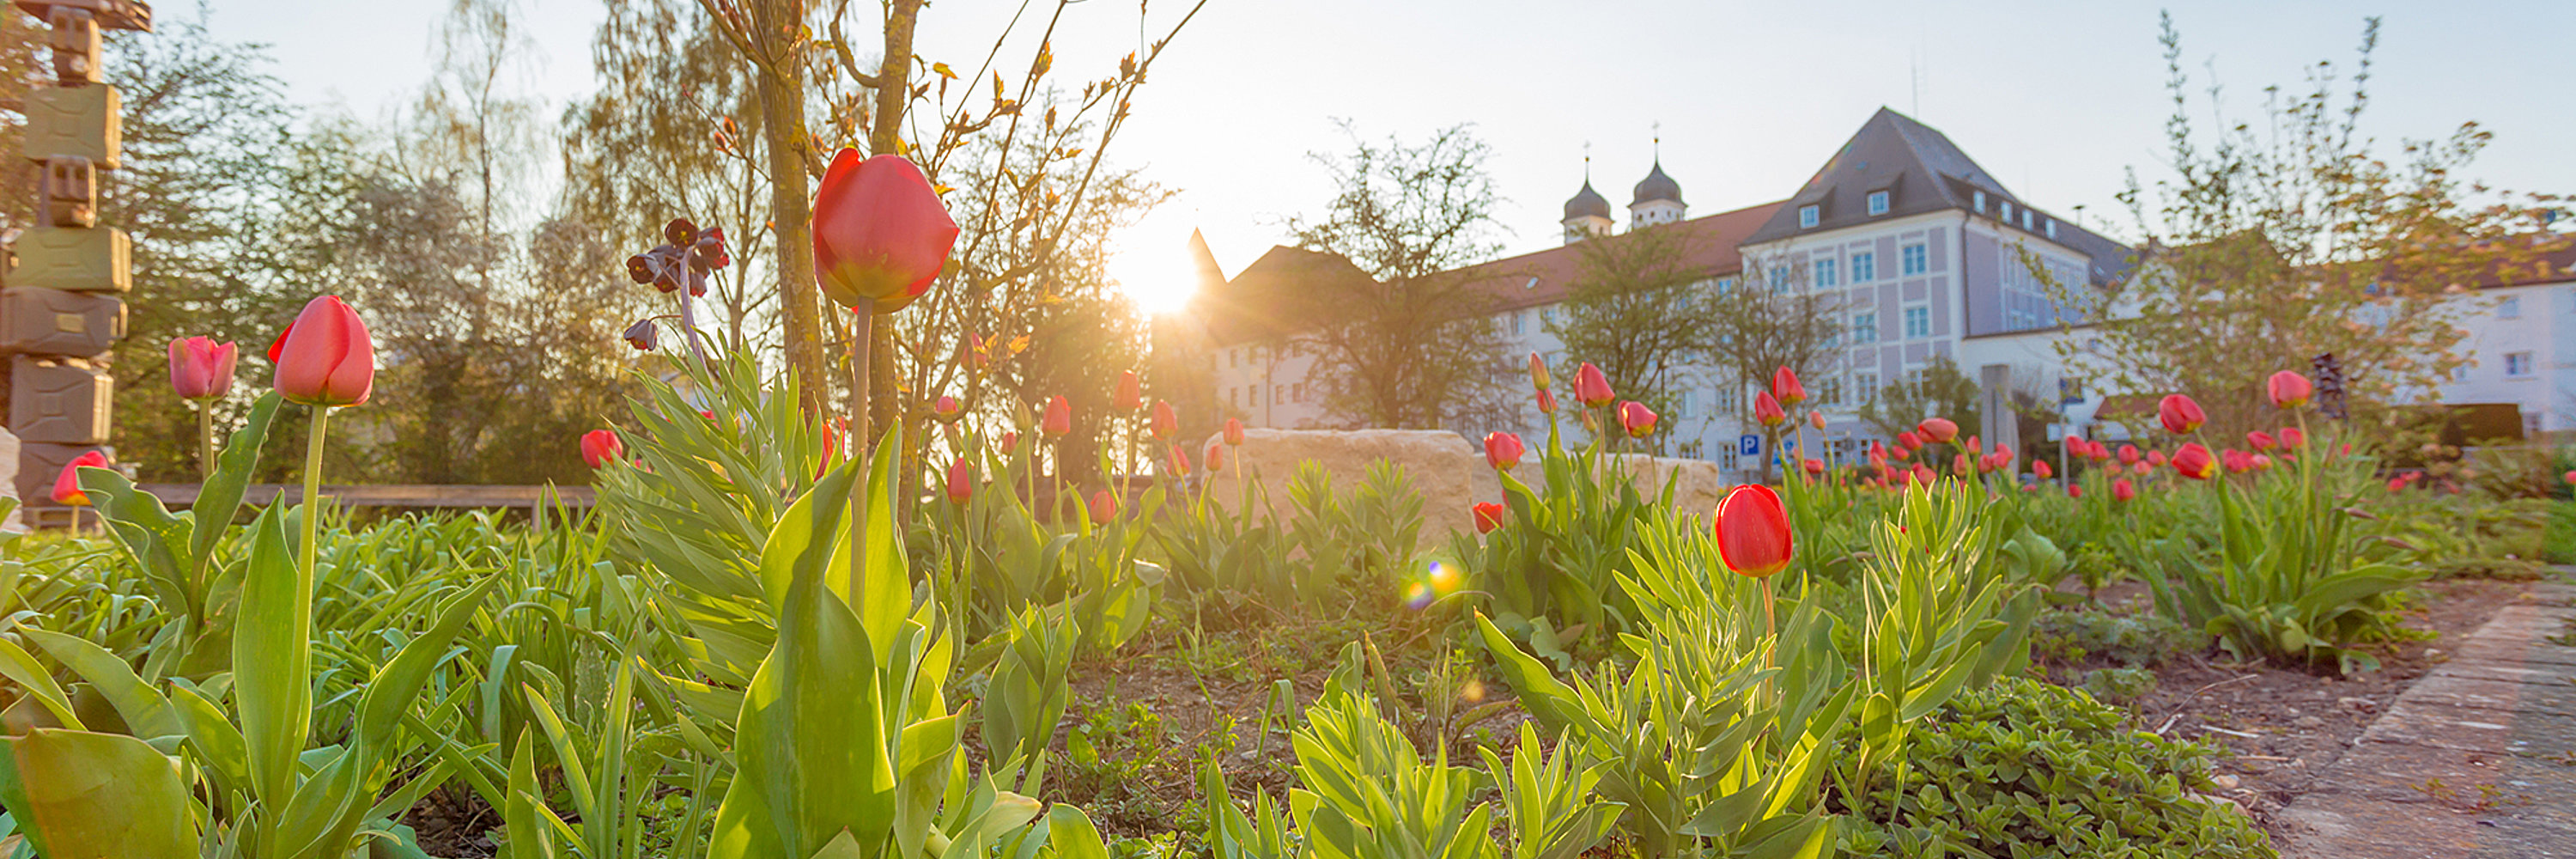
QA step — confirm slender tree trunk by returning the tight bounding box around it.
[754,0,826,414]
[861,0,924,458]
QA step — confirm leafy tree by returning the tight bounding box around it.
[1859,356,1981,442]
[1284,122,1511,429]
[1546,221,1717,428]
[2050,14,2568,439]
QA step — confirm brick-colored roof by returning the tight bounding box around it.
[1447,200,1785,314]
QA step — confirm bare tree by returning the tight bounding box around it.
[1706,251,1846,419]
[1547,221,1720,425]
[1285,122,1513,429]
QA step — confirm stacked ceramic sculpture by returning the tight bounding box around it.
[2,0,149,523]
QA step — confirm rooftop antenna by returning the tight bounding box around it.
[1910,48,1922,116]
[1651,120,1662,161]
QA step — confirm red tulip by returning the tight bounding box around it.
[2112,478,2136,502]
[1619,401,1658,437]
[2158,394,2205,435]
[2267,370,2312,409]
[1771,366,1807,407]
[1953,453,1970,473]
[1223,417,1245,446]
[2171,443,2217,480]
[2117,443,2140,466]
[1917,417,1959,443]
[1204,441,1224,472]
[1753,391,1786,427]
[1528,353,1551,391]
[2147,450,2166,467]
[1000,430,1020,450]
[1993,442,2013,464]
[580,430,623,469]
[2247,430,2276,451]
[1714,484,1794,578]
[1965,435,1984,455]
[1574,362,1614,407]
[933,395,964,423]
[1535,388,1558,415]
[52,450,107,505]
[1167,443,1192,477]
[169,336,238,402]
[2385,477,2408,493]
[1484,431,1526,471]
[1042,395,1072,437]
[1807,410,1825,430]
[2221,448,2254,474]
[1801,458,1825,476]
[2066,484,2082,499]
[811,150,958,313]
[945,457,975,504]
[2562,469,2574,485]
[1114,370,1142,413]
[2033,460,2053,479]
[1151,400,1178,439]
[1089,490,1119,522]
[1896,431,1921,452]
[268,295,375,406]
[1911,463,1935,485]
[2251,454,2274,472]
[1473,502,1506,534]
[2134,460,2154,477]
[2281,427,2306,449]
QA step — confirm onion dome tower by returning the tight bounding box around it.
[1561,154,1613,245]
[1629,134,1686,228]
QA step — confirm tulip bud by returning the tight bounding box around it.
[1473,502,1506,535]
[2252,454,2274,471]
[269,295,376,407]
[52,450,107,505]
[945,457,975,504]
[1089,490,1120,522]
[1801,458,1825,477]
[1484,431,1526,471]
[1807,410,1825,430]
[2281,427,2306,449]
[1534,388,1558,415]
[2267,369,2313,409]
[623,319,658,350]
[1042,395,1072,437]
[1771,366,1807,407]
[1965,435,1983,455]
[2112,478,2136,502]
[2033,460,2053,479]
[1618,401,1658,438]
[2247,430,2276,451]
[2171,443,2217,480]
[1916,417,1959,443]
[1911,463,1935,484]
[2158,394,2206,435]
[1574,362,1614,407]
[580,430,623,469]
[2067,484,2083,499]
[1168,443,1192,477]
[1205,442,1224,473]
[168,336,238,402]
[1115,370,1142,413]
[2148,450,2167,467]
[811,150,960,314]
[1528,353,1551,390]
[934,395,965,423]
[1000,430,1020,451]
[1152,400,1178,439]
[1753,391,1786,427]
[1223,417,1245,446]
[2118,444,2140,465]
[2134,460,2153,477]
[1713,484,1794,578]
[1896,431,1921,452]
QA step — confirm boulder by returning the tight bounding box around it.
[1201,428,1498,544]
[0,427,20,531]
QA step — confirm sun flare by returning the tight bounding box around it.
[1106,207,1206,315]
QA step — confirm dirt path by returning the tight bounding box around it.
[2276,575,2576,857]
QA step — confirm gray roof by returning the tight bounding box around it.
[1631,160,1682,206]
[1562,180,1611,222]
[1744,107,2131,283]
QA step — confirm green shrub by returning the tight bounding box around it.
[1835,677,2273,858]
[2032,609,2208,667]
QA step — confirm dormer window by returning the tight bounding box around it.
[1866,191,1889,216]
[1999,201,2013,222]
[1972,190,1986,213]
[1798,204,1820,228]
[2044,218,2057,239]
[2021,210,2034,230]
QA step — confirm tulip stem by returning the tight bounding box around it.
[301,407,330,613]
[197,405,217,480]
[848,299,873,599]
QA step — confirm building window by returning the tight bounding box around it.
[2044,218,2058,239]
[1716,276,1740,294]
[1972,190,1986,213]
[1719,447,1740,472]
[2505,351,2535,377]
[1227,349,1238,369]
[1715,386,1740,415]
[2021,210,2034,230]
[1851,251,1875,283]
[1852,312,1878,343]
[1229,387,1238,407]
[1819,375,1844,406]
[1867,191,1889,216]
[1903,306,1931,338]
[1274,384,1286,404]
[1900,243,1928,276]
[2498,296,2521,319]
[1769,265,1791,292]
[1510,311,1524,335]
[1799,204,1820,228]
[1814,258,1839,287]
[1680,390,1697,418]
[1856,372,1879,404]
[1999,201,2013,222]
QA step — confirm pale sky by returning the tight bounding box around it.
[196,0,2575,305]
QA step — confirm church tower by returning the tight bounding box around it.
[1629,136,1686,228]
[1560,155,1613,245]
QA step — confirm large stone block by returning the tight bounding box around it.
[0,427,19,530]
[6,226,131,292]
[0,287,123,356]
[14,440,100,509]
[1203,428,1498,545]
[48,6,101,86]
[40,156,96,228]
[22,82,119,168]
[9,355,111,444]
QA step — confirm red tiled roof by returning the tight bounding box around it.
[1447,201,1785,314]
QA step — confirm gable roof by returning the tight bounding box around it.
[1191,244,1379,346]
[1450,200,1783,314]
[1744,107,2132,284]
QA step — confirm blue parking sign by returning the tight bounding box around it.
[1738,434,1762,457]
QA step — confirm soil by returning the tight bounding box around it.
[2088,577,2539,837]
